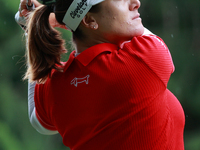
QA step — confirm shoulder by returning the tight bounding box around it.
[128,34,168,53]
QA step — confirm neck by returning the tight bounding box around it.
[74,40,92,53]
[73,34,108,54]
[72,27,125,53]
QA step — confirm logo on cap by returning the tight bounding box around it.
[70,0,88,19]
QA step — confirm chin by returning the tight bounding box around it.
[132,24,145,37]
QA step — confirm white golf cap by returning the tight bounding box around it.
[63,0,104,31]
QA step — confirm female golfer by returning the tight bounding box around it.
[16,0,185,149]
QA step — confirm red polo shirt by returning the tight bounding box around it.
[34,35,185,150]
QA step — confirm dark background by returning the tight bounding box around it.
[0,0,200,149]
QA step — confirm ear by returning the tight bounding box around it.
[81,13,98,30]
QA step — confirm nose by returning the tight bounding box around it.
[129,0,141,11]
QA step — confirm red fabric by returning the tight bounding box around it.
[35,35,185,150]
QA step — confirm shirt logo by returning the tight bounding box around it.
[71,75,90,87]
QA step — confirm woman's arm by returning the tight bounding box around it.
[15,0,59,134]
[28,81,58,135]
[15,0,40,30]
[15,0,67,29]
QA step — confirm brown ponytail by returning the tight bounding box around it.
[24,5,66,84]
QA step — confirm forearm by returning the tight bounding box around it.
[15,0,58,134]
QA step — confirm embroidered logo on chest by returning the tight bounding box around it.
[71,75,90,87]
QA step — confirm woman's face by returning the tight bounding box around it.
[94,0,144,45]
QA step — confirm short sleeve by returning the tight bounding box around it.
[126,35,175,86]
[34,83,57,131]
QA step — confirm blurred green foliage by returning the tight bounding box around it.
[0,0,200,149]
